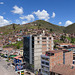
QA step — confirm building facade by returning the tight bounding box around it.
[41,50,73,75]
[23,34,54,71]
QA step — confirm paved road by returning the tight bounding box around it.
[0,57,35,75]
[0,58,18,75]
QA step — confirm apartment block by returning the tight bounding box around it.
[68,45,75,64]
[63,50,73,65]
[23,34,54,71]
[41,50,73,75]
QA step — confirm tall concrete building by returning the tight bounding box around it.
[23,34,54,71]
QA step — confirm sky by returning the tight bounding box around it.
[0,0,75,27]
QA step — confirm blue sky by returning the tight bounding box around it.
[0,0,75,27]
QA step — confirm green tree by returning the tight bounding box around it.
[60,35,66,42]
[12,23,16,30]
[50,29,53,32]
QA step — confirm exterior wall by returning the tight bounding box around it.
[34,36,42,71]
[23,35,32,64]
[72,48,75,64]
[41,55,50,75]
[23,35,54,71]
[64,51,73,65]
[42,36,54,54]
[41,51,63,75]
[50,51,63,71]
[34,35,54,71]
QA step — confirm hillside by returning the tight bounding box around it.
[28,20,65,33]
[64,23,75,34]
[0,20,75,34]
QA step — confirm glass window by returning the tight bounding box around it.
[37,41,40,43]
[42,61,44,64]
[49,37,51,39]
[46,62,49,65]
[37,37,39,39]
[42,37,46,39]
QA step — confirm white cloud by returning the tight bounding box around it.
[33,10,50,21]
[0,2,4,4]
[15,19,21,24]
[64,20,73,27]
[0,16,10,27]
[22,21,28,24]
[51,12,55,18]
[20,14,35,22]
[11,5,23,15]
[59,22,62,25]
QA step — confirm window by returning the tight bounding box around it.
[37,37,39,39]
[46,62,49,65]
[42,37,46,39]
[42,61,44,64]
[42,66,44,68]
[37,41,40,43]
[48,48,50,49]
[42,57,45,60]
[45,58,49,61]
[49,37,51,39]
[48,44,50,46]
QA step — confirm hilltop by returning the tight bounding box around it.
[0,20,75,34]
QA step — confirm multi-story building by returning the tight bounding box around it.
[23,34,54,71]
[68,45,75,64]
[41,50,73,75]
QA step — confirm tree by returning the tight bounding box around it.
[71,38,75,43]
[50,29,53,32]
[12,23,16,30]
[60,35,66,42]
[38,24,41,29]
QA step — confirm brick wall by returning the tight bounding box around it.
[65,51,73,65]
[50,51,63,71]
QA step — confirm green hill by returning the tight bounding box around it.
[28,20,64,33]
[0,20,75,34]
[64,23,75,34]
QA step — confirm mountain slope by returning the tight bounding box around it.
[22,20,65,33]
[0,20,75,34]
[64,23,75,34]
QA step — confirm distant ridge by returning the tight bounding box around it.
[64,23,75,34]
[0,20,75,34]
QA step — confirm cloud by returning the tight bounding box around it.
[22,21,28,24]
[15,19,21,24]
[51,12,55,18]
[59,22,62,25]
[33,10,50,21]
[64,20,73,27]
[0,2,4,4]
[11,5,23,15]
[20,14,35,22]
[0,16,10,27]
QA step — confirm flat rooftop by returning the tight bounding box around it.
[45,50,71,56]
[46,50,63,56]
[46,50,62,53]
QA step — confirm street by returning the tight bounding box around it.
[0,57,18,75]
[0,57,35,75]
